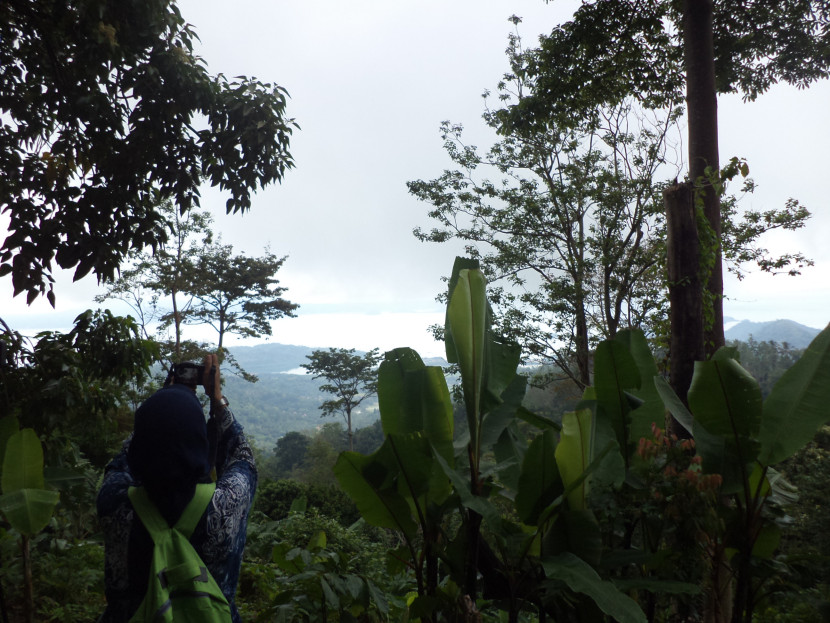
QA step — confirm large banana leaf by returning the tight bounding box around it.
[446,266,487,446]
[333,441,419,538]
[482,337,522,409]
[614,329,665,445]
[654,376,746,494]
[689,358,762,440]
[555,409,593,511]
[515,428,562,525]
[442,256,481,366]
[0,428,60,536]
[2,428,46,491]
[378,347,454,462]
[759,323,830,465]
[688,359,762,472]
[0,488,60,536]
[593,339,640,467]
[541,553,646,623]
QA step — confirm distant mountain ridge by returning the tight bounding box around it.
[724,318,821,349]
[224,319,821,448]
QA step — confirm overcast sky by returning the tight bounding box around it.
[3,0,829,358]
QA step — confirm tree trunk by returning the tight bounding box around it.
[22,535,32,623]
[683,0,724,356]
[574,299,591,388]
[171,289,182,359]
[664,182,703,435]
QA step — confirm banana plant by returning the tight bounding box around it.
[337,258,648,623]
[334,346,456,617]
[656,323,830,623]
[0,422,61,623]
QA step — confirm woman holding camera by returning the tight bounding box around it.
[96,353,257,623]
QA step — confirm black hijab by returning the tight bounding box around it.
[127,384,211,525]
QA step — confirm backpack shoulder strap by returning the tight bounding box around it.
[128,483,216,541]
[175,482,216,538]
[127,486,168,541]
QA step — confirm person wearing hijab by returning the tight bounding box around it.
[97,353,256,623]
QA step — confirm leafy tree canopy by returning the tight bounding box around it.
[0,0,297,303]
[187,242,298,350]
[503,0,830,133]
[301,348,381,450]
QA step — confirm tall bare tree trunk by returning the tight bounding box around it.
[683,0,724,356]
[664,182,703,433]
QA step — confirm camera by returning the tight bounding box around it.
[170,362,205,386]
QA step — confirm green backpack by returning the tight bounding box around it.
[127,483,232,623]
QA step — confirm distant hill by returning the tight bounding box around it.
[223,344,448,450]
[725,319,821,349]
[225,321,822,450]
[226,343,316,374]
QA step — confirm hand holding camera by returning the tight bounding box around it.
[169,354,223,404]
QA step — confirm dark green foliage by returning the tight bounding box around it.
[352,419,384,455]
[240,509,400,621]
[0,0,296,304]
[0,533,105,623]
[507,0,830,134]
[271,431,310,477]
[729,338,804,397]
[254,479,360,526]
[0,310,157,465]
[778,427,830,589]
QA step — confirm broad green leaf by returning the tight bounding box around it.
[0,488,60,536]
[44,466,89,486]
[615,330,664,445]
[759,323,830,465]
[689,359,762,441]
[378,348,453,461]
[688,359,763,476]
[333,446,418,537]
[289,495,307,515]
[484,337,522,403]
[2,428,46,493]
[307,530,326,551]
[590,407,626,490]
[594,339,640,457]
[446,267,487,448]
[555,410,593,511]
[515,428,562,525]
[386,433,452,509]
[443,256,481,365]
[541,553,647,623]
[751,524,781,560]
[538,441,615,527]
[655,376,751,494]
[653,376,693,436]
[378,347,426,433]
[543,510,602,567]
[480,375,527,450]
